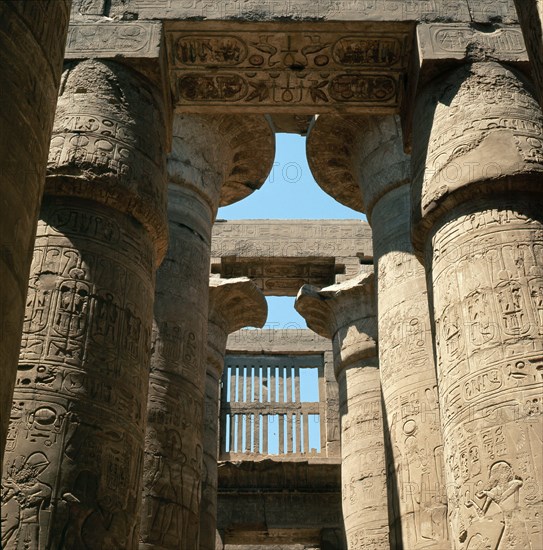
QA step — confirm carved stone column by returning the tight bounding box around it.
[1,59,168,549]
[200,277,267,550]
[412,61,543,550]
[307,115,448,549]
[0,1,71,467]
[140,114,274,550]
[295,273,390,550]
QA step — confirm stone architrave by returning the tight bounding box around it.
[307,115,448,549]
[1,59,168,549]
[411,61,543,550]
[0,1,71,469]
[200,277,267,550]
[140,114,274,550]
[295,272,390,550]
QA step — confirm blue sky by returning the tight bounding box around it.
[218,133,366,327]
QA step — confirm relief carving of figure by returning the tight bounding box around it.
[1,452,52,549]
[461,461,524,549]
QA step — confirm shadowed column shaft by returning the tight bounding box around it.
[199,278,266,550]
[0,0,71,469]
[2,59,167,549]
[140,186,211,550]
[140,114,274,550]
[372,184,448,548]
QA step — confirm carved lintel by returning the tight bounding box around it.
[166,22,412,113]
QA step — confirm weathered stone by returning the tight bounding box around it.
[201,277,267,550]
[514,0,543,107]
[307,114,448,549]
[296,273,390,550]
[140,114,274,550]
[108,0,517,24]
[2,59,168,549]
[0,0,71,471]
[212,220,372,295]
[412,61,543,549]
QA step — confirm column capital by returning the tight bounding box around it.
[169,114,275,217]
[411,61,543,255]
[46,59,169,264]
[208,277,267,373]
[306,114,410,222]
[295,272,377,374]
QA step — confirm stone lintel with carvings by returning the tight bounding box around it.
[402,23,531,150]
[295,272,377,375]
[208,277,268,373]
[105,0,518,25]
[166,21,413,114]
[211,220,373,296]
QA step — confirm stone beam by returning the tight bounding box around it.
[165,21,413,114]
[295,273,390,549]
[0,1,71,471]
[201,277,267,550]
[211,220,372,295]
[106,0,518,24]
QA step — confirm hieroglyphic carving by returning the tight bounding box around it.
[65,22,163,58]
[2,199,155,549]
[46,60,168,261]
[167,23,411,112]
[430,201,543,550]
[140,213,210,549]
[338,361,389,550]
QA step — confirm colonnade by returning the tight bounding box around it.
[0,4,543,549]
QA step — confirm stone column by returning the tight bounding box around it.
[307,115,448,549]
[200,277,267,550]
[514,0,543,108]
[0,1,71,467]
[140,114,274,550]
[295,272,390,550]
[1,59,168,549]
[412,61,543,549]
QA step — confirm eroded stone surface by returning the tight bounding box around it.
[0,0,71,471]
[412,61,543,549]
[2,57,168,549]
[296,273,390,550]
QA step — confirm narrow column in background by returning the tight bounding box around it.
[296,272,390,550]
[140,114,274,550]
[2,59,168,549]
[0,0,71,467]
[200,277,267,550]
